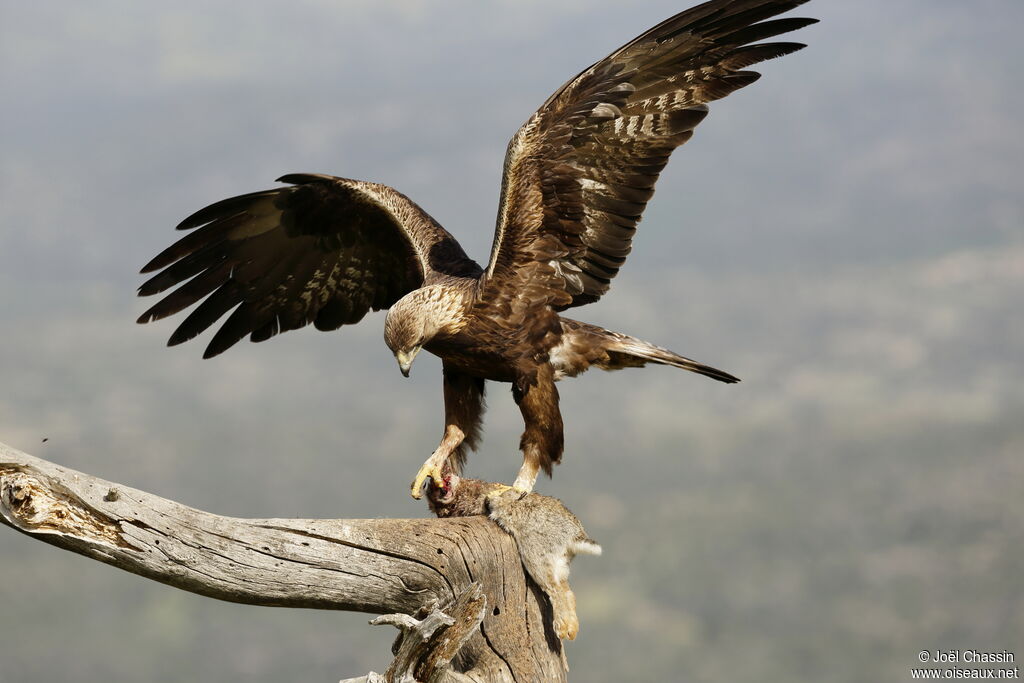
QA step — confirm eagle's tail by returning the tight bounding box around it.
[557,318,739,384]
[607,336,740,384]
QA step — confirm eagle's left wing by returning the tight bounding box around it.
[478,0,816,316]
[138,173,480,358]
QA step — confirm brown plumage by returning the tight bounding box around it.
[137,0,816,497]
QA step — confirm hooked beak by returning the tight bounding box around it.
[396,346,421,378]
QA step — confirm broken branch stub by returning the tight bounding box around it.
[351,582,487,683]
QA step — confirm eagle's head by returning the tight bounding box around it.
[384,286,454,377]
[383,310,422,376]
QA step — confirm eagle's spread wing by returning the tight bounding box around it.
[138,173,480,358]
[479,0,816,313]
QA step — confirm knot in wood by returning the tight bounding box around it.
[0,465,129,549]
[1,468,47,524]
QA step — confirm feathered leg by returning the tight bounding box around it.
[410,366,486,499]
[511,363,563,493]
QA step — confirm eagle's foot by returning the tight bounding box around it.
[411,455,447,500]
[413,448,454,501]
[490,482,528,497]
[485,482,527,505]
[412,426,465,499]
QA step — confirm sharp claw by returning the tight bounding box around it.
[410,466,429,499]
[501,482,529,500]
[485,483,528,511]
[410,462,444,500]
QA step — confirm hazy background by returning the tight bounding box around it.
[2,1,1022,681]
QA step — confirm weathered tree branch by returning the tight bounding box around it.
[0,441,577,682]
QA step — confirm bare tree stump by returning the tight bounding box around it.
[0,441,596,682]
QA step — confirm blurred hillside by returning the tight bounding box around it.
[2,1,1022,682]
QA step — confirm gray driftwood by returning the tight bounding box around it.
[0,441,578,682]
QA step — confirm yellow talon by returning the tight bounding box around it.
[484,482,529,507]
[410,462,445,499]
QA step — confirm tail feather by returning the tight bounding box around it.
[608,340,740,384]
[558,318,739,384]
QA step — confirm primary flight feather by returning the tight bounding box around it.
[138,0,816,498]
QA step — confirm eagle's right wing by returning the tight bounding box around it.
[479,0,816,316]
[138,173,480,358]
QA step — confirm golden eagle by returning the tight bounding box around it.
[138,0,816,498]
